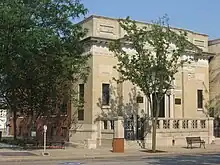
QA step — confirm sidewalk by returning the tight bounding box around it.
[0,144,220,162]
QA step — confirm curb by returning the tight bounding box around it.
[0,150,220,162]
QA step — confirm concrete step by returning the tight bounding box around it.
[97,140,145,149]
[125,140,145,149]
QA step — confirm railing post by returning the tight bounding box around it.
[179,119,182,129]
[159,119,163,129]
[107,120,111,130]
[188,120,192,129]
[197,120,201,129]
[169,119,174,129]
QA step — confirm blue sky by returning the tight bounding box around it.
[81,0,219,39]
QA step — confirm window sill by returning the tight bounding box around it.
[197,108,204,111]
[101,105,110,109]
[78,120,84,123]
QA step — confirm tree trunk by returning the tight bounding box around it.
[151,101,160,152]
[151,118,157,152]
[13,109,17,140]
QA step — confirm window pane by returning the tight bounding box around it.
[197,90,203,109]
[102,84,110,105]
[78,84,84,120]
[152,93,165,117]
[103,120,108,129]
[60,103,67,114]
[110,120,114,130]
[79,84,84,101]
[78,110,84,120]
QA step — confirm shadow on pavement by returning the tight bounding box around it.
[143,153,220,165]
[139,149,167,153]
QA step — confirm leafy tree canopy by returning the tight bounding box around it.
[0,0,89,138]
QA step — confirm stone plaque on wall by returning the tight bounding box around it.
[97,22,116,35]
[99,24,114,34]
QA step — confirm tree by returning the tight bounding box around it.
[109,16,201,152]
[206,54,220,118]
[0,0,89,139]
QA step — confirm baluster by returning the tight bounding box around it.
[195,120,198,129]
[188,120,192,129]
[107,120,111,130]
[170,119,174,129]
[159,120,163,129]
[198,120,201,129]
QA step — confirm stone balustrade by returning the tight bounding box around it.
[69,117,214,148]
[156,118,213,132]
[144,117,214,146]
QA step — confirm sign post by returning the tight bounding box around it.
[43,125,47,152]
[42,125,49,156]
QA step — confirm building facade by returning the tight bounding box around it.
[0,109,7,131]
[69,15,214,148]
[209,39,220,113]
[208,39,220,137]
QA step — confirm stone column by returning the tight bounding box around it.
[112,117,124,153]
[86,124,98,149]
[169,90,174,118]
[165,94,169,118]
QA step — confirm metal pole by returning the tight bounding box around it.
[44,131,46,152]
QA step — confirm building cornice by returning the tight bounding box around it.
[82,36,212,60]
[80,15,209,37]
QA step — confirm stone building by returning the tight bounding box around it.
[68,15,214,148]
[208,39,220,114]
[208,39,220,137]
[0,109,7,131]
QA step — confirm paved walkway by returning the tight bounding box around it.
[0,144,220,162]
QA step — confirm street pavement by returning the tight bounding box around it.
[1,153,220,165]
[1,144,220,164]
